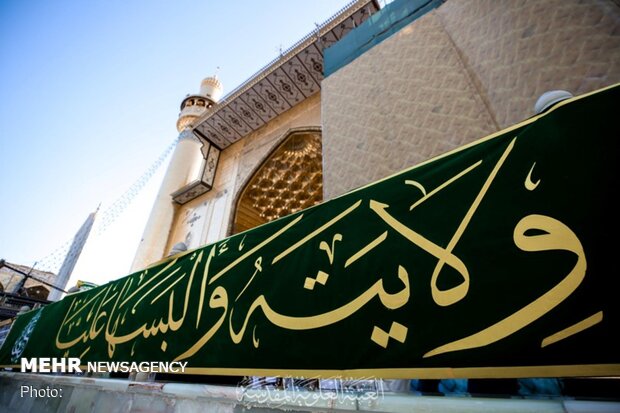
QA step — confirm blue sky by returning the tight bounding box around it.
[0,0,353,287]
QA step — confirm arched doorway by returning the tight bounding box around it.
[232,129,323,234]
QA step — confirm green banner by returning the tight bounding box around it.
[2,85,619,378]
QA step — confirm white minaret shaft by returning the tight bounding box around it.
[130,76,222,272]
[48,210,97,301]
[130,131,202,271]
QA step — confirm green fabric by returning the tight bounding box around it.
[1,85,619,378]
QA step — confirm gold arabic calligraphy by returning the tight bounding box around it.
[54,136,598,365]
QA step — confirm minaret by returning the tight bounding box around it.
[47,209,97,301]
[176,76,223,132]
[130,76,223,272]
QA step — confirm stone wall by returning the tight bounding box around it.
[322,0,620,199]
[0,263,55,296]
[437,0,620,128]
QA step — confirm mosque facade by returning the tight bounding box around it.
[1,0,620,410]
[132,0,620,273]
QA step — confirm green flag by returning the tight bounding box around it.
[2,84,619,379]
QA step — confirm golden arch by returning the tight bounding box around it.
[232,128,323,234]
